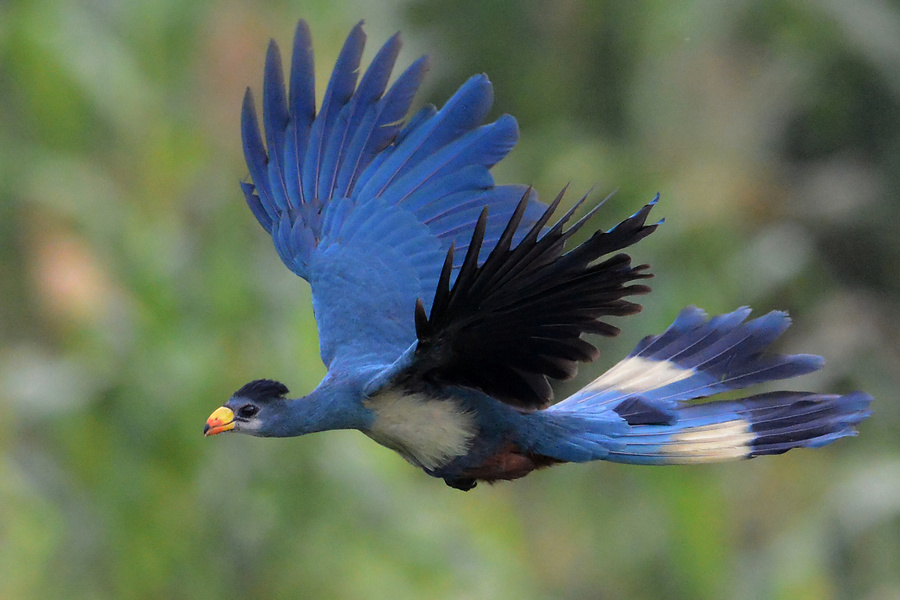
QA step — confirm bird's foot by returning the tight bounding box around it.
[445,477,477,491]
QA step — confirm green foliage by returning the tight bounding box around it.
[1,0,898,598]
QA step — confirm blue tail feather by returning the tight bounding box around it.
[611,391,869,465]
[628,306,748,358]
[554,307,825,413]
[538,390,871,465]
[537,307,872,465]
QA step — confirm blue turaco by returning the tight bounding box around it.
[204,21,871,491]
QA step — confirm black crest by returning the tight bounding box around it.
[234,379,290,402]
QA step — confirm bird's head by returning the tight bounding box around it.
[204,379,290,437]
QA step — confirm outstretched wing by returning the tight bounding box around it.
[241,21,546,370]
[406,189,661,410]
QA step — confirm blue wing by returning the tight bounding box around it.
[240,21,546,370]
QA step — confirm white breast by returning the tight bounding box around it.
[364,390,477,471]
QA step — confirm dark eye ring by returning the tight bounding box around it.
[238,405,259,418]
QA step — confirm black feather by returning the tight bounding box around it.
[410,188,660,410]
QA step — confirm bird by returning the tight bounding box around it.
[204,20,872,491]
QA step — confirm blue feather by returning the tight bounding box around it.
[310,199,443,368]
[304,22,366,203]
[448,187,544,264]
[287,20,316,142]
[284,21,316,208]
[240,181,273,232]
[353,74,494,200]
[319,197,354,242]
[381,115,518,203]
[350,103,437,195]
[554,307,826,414]
[392,105,437,148]
[318,32,400,201]
[248,21,536,295]
[538,307,872,465]
[421,187,536,238]
[241,90,276,225]
[596,391,871,465]
[263,40,291,212]
[406,167,495,217]
[535,388,872,466]
[212,21,873,492]
[629,305,740,357]
[336,55,430,198]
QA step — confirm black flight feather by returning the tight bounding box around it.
[411,188,660,410]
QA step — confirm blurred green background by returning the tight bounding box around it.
[2,0,898,598]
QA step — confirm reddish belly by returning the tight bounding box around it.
[461,442,562,483]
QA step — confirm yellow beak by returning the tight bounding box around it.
[204,406,235,436]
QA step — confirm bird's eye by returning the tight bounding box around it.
[238,405,259,418]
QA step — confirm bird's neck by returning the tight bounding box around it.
[269,374,372,437]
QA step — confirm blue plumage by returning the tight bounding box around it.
[539,308,871,468]
[555,307,825,414]
[204,20,872,491]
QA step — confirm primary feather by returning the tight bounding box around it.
[206,20,872,492]
[411,189,660,409]
[240,20,544,369]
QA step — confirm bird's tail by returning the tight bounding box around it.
[554,390,872,465]
[535,307,872,465]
